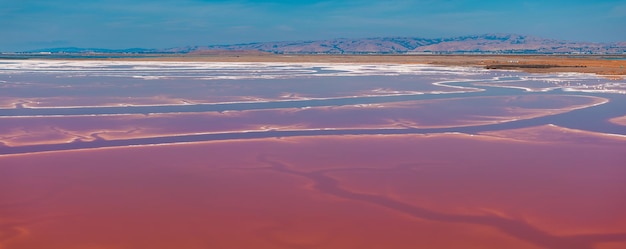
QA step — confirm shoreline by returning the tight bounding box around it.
[2,54,626,77]
[67,54,626,78]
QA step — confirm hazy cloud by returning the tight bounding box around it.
[1,0,624,51]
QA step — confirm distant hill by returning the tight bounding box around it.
[20,34,626,55]
[409,34,626,54]
[181,37,434,54]
[180,34,625,55]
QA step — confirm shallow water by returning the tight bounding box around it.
[1,60,625,249]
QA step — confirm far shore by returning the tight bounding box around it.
[100,54,626,78]
[3,53,626,77]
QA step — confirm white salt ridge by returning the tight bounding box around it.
[1,60,620,95]
[0,60,487,79]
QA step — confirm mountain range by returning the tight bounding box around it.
[22,34,626,55]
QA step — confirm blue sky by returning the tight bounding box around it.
[1,0,625,51]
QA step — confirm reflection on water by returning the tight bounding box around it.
[0,60,625,249]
